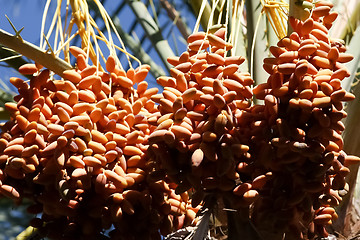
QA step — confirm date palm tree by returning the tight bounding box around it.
[0,0,359,239]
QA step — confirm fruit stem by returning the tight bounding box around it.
[69,0,102,71]
[288,0,310,35]
[15,226,42,240]
[0,28,72,77]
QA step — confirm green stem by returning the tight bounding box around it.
[189,0,212,31]
[288,0,310,34]
[245,0,269,94]
[0,29,72,77]
[15,226,42,240]
[125,0,174,72]
[339,1,360,41]
[159,0,191,40]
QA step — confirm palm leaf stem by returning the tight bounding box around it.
[231,0,248,73]
[125,0,174,72]
[14,226,41,240]
[288,0,309,34]
[339,1,360,42]
[189,0,212,31]
[127,0,153,39]
[159,0,191,40]
[342,27,360,92]
[245,0,269,88]
[0,29,72,77]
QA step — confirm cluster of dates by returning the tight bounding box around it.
[251,1,360,239]
[0,47,198,239]
[0,1,360,239]
[148,1,360,239]
[147,28,269,211]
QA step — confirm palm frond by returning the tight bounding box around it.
[189,0,212,31]
[112,17,166,79]
[159,0,191,39]
[125,0,175,71]
[331,0,360,41]
[342,27,360,92]
[245,0,270,86]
